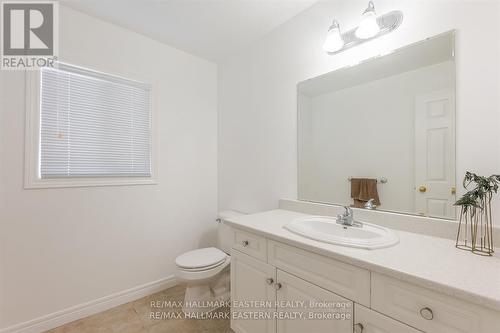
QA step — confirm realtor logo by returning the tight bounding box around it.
[1,1,58,69]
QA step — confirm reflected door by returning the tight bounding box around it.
[414,89,456,218]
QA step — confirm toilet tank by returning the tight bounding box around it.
[217,210,244,254]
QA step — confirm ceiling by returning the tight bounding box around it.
[61,0,318,63]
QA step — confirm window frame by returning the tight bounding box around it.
[24,64,158,189]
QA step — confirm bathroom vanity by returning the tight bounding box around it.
[226,201,500,333]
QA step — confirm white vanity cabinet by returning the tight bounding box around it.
[371,273,500,333]
[267,240,370,306]
[230,227,500,333]
[231,250,276,333]
[353,304,421,333]
[231,249,353,333]
[276,270,353,333]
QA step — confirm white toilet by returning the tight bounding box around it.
[175,210,242,314]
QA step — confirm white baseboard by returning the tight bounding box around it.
[0,275,177,333]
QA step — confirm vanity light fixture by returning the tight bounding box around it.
[323,1,403,55]
[322,20,344,53]
[355,1,380,39]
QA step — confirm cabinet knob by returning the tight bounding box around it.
[274,282,282,290]
[354,323,364,333]
[266,278,274,285]
[242,240,249,247]
[420,307,434,320]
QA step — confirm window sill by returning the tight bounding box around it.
[24,177,158,189]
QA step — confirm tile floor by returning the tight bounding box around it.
[45,285,233,333]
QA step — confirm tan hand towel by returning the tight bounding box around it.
[350,178,381,208]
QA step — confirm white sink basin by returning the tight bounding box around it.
[284,216,399,249]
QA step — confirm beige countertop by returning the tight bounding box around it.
[224,209,500,312]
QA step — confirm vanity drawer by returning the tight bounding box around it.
[232,228,267,261]
[267,240,370,306]
[371,273,500,333]
[354,304,421,333]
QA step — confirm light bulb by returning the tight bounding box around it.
[355,1,380,39]
[322,21,344,53]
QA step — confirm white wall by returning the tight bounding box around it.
[299,61,454,214]
[218,0,500,223]
[0,6,217,329]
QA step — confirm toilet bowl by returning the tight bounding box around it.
[175,210,243,314]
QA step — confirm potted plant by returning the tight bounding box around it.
[455,172,500,255]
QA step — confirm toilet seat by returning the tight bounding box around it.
[175,247,227,270]
[177,259,226,272]
[175,256,230,282]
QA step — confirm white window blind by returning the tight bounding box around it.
[39,63,152,178]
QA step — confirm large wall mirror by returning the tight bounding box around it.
[298,31,456,219]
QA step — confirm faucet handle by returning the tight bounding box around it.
[343,206,353,216]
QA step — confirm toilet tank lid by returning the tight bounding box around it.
[218,210,245,220]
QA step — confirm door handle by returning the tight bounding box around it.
[354,323,364,333]
[420,307,434,320]
[451,186,456,195]
[419,185,427,193]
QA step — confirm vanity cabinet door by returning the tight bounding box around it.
[276,270,353,333]
[354,304,422,333]
[231,249,276,333]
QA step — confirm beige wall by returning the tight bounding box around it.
[0,6,218,329]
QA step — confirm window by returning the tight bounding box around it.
[25,63,155,188]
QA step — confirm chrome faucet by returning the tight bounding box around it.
[336,206,362,227]
[364,198,377,210]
